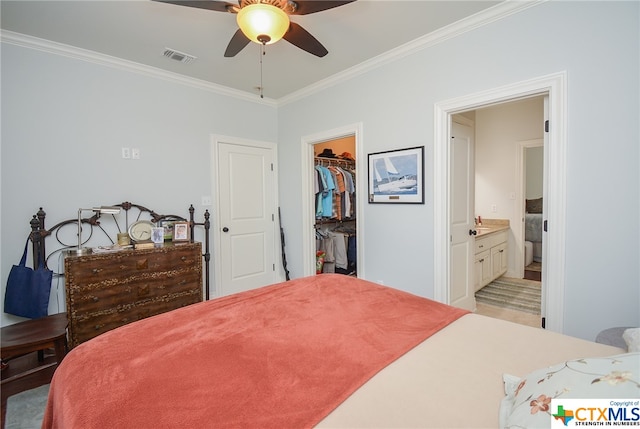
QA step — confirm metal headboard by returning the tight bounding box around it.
[27,202,212,299]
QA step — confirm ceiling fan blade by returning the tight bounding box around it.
[153,0,237,13]
[290,0,356,15]
[224,29,251,57]
[282,22,328,57]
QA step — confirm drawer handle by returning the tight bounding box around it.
[479,258,485,263]
[478,245,484,249]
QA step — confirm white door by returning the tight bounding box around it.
[450,121,476,310]
[216,140,278,296]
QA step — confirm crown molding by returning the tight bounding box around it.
[1,1,543,107]
[277,0,546,106]
[0,29,277,107]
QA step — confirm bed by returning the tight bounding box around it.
[525,198,543,262]
[43,274,636,428]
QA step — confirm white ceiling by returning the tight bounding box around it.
[1,0,503,100]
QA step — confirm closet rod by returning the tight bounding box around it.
[314,157,355,167]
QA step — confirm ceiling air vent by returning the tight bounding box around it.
[163,48,197,64]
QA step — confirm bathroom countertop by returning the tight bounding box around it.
[475,219,510,238]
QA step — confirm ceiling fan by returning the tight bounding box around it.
[155,0,356,57]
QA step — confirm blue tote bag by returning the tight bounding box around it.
[4,239,52,319]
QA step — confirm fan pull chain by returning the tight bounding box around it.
[259,43,265,99]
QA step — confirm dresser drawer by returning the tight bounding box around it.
[67,269,202,314]
[65,245,201,280]
[69,289,201,346]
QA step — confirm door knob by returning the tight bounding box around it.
[222,227,229,233]
[469,229,477,236]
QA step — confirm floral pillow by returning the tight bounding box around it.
[499,353,640,428]
[624,328,640,352]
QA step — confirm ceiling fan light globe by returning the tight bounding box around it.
[237,4,290,45]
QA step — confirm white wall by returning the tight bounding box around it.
[277,1,639,341]
[0,43,278,326]
[526,147,544,199]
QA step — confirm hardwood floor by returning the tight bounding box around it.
[1,350,57,429]
[524,261,542,281]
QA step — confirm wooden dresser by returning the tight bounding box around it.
[64,242,203,348]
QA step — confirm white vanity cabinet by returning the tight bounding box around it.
[491,241,508,279]
[474,249,492,292]
[474,230,508,291]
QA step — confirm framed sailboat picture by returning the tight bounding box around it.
[367,146,424,204]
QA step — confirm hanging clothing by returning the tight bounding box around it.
[316,230,355,273]
[314,166,335,218]
[328,166,345,221]
[314,162,355,221]
[314,157,357,276]
[331,231,349,270]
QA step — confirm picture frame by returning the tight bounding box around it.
[172,221,190,242]
[368,146,424,204]
[157,220,173,241]
[151,227,165,244]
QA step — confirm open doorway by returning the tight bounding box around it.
[472,97,545,280]
[467,98,545,327]
[313,138,357,276]
[433,72,567,334]
[522,143,544,281]
[300,123,365,278]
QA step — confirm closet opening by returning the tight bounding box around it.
[301,122,363,278]
[313,138,357,276]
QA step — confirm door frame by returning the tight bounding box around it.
[210,134,280,298]
[433,72,567,333]
[300,123,365,277]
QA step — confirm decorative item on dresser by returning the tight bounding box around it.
[25,202,211,348]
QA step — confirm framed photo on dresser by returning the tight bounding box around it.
[172,221,190,242]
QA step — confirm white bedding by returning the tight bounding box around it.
[317,314,624,428]
[525,213,543,243]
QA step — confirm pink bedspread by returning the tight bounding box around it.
[43,274,468,428]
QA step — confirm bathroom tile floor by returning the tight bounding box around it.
[475,302,542,328]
